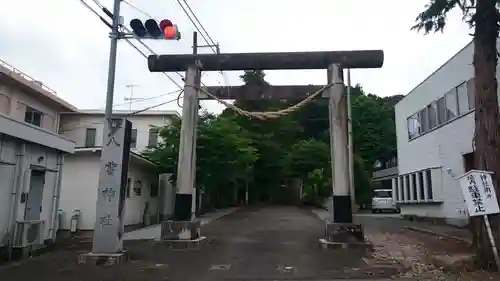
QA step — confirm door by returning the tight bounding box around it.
[24,170,45,221]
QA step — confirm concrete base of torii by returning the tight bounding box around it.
[78,251,129,266]
[319,221,372,250]
[156,220,208,250]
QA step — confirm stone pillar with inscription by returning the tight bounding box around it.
[79,117,131,265]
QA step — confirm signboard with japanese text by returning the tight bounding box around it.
[458,170,499,217]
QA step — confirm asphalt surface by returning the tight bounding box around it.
[0,206,399,281]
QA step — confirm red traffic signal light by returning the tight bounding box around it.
[129,18,181,40]
[159,19,173,30]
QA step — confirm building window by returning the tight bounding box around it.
[407,79,477,141]
[444,89,458,121]
[425,169,433,200]
[405,175,410,200]
[134,180,142,196]
[148,128,159,147]
[394,178,399,201]
[126,178,132,198]
[411,173,417,200]
[398,169,436,203]
[85,128,96,147]
[0,92,10,114]
[130,129,138,149]
[457,82,469,114]
[150,184,158,197]
[427,102,437,129]
[407,113,420,139]
[24,106,43,127]
[436,97,446,125]
[467,78,475,110]
[418,171,425,201]
[419,108,428,133]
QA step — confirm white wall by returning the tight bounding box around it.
[60,114,172,152]
[0,136,63,246]
[124,158,159,226]
[59,151,159,230]
[0,137,17,246]
[58,153,100,231]
[395,40,500,225]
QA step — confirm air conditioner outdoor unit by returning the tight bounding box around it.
[12,220,45,248]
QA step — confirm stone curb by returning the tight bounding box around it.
[404,226,471,244]
[200,207,241,226]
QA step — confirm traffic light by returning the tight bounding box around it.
[129,19,181,40]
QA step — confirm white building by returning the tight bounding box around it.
[0,59,76,252]
[59,109,180,153]
[57,110,180,232]
[393,40,487,226]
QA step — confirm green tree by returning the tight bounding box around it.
[222,70,305,202]
[413,0,500,267]
[301,168,331,207]
[143,113,258,209]
[284,139,331,179]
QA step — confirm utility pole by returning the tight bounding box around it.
[346,69,356,211]
[103,0,120,120]
[79,0,132,264]
[124,84,141,110]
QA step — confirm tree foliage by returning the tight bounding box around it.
[413,0,500,268]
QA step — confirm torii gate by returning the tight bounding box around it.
[148,48,384,246]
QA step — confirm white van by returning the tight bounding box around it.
[372,189,399,213]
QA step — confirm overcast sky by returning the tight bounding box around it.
[0,0,473,114]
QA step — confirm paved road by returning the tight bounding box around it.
[1,206,397,281]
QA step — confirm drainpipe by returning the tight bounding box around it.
[48,153,64,242]
[7,143,26,261]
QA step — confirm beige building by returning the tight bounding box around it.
[0,58,76,254]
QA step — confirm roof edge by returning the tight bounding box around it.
[394,39,474,108]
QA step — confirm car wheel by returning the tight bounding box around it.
[372,209,377,213]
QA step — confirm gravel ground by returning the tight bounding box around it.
[360,215,500,281]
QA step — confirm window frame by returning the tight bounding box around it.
[130,128,138,149]
[85,128,97,147]
[148,127,159,147]
[457,81,469,115]
[24,106,43,127]
[407,78,476,142]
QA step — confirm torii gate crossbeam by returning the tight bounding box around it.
[148,50,383,72]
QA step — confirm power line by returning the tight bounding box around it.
[112,89,182,107]
[180,0,217,47]
[174,0,215,53]
[61,94,183,132]
[90,0,103,8]
[174,0,231,99]
[122,0,153,18]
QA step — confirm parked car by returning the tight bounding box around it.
[371,189,399,213]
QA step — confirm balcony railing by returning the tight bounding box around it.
[392,167,443,204]
[0,58,58,96]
